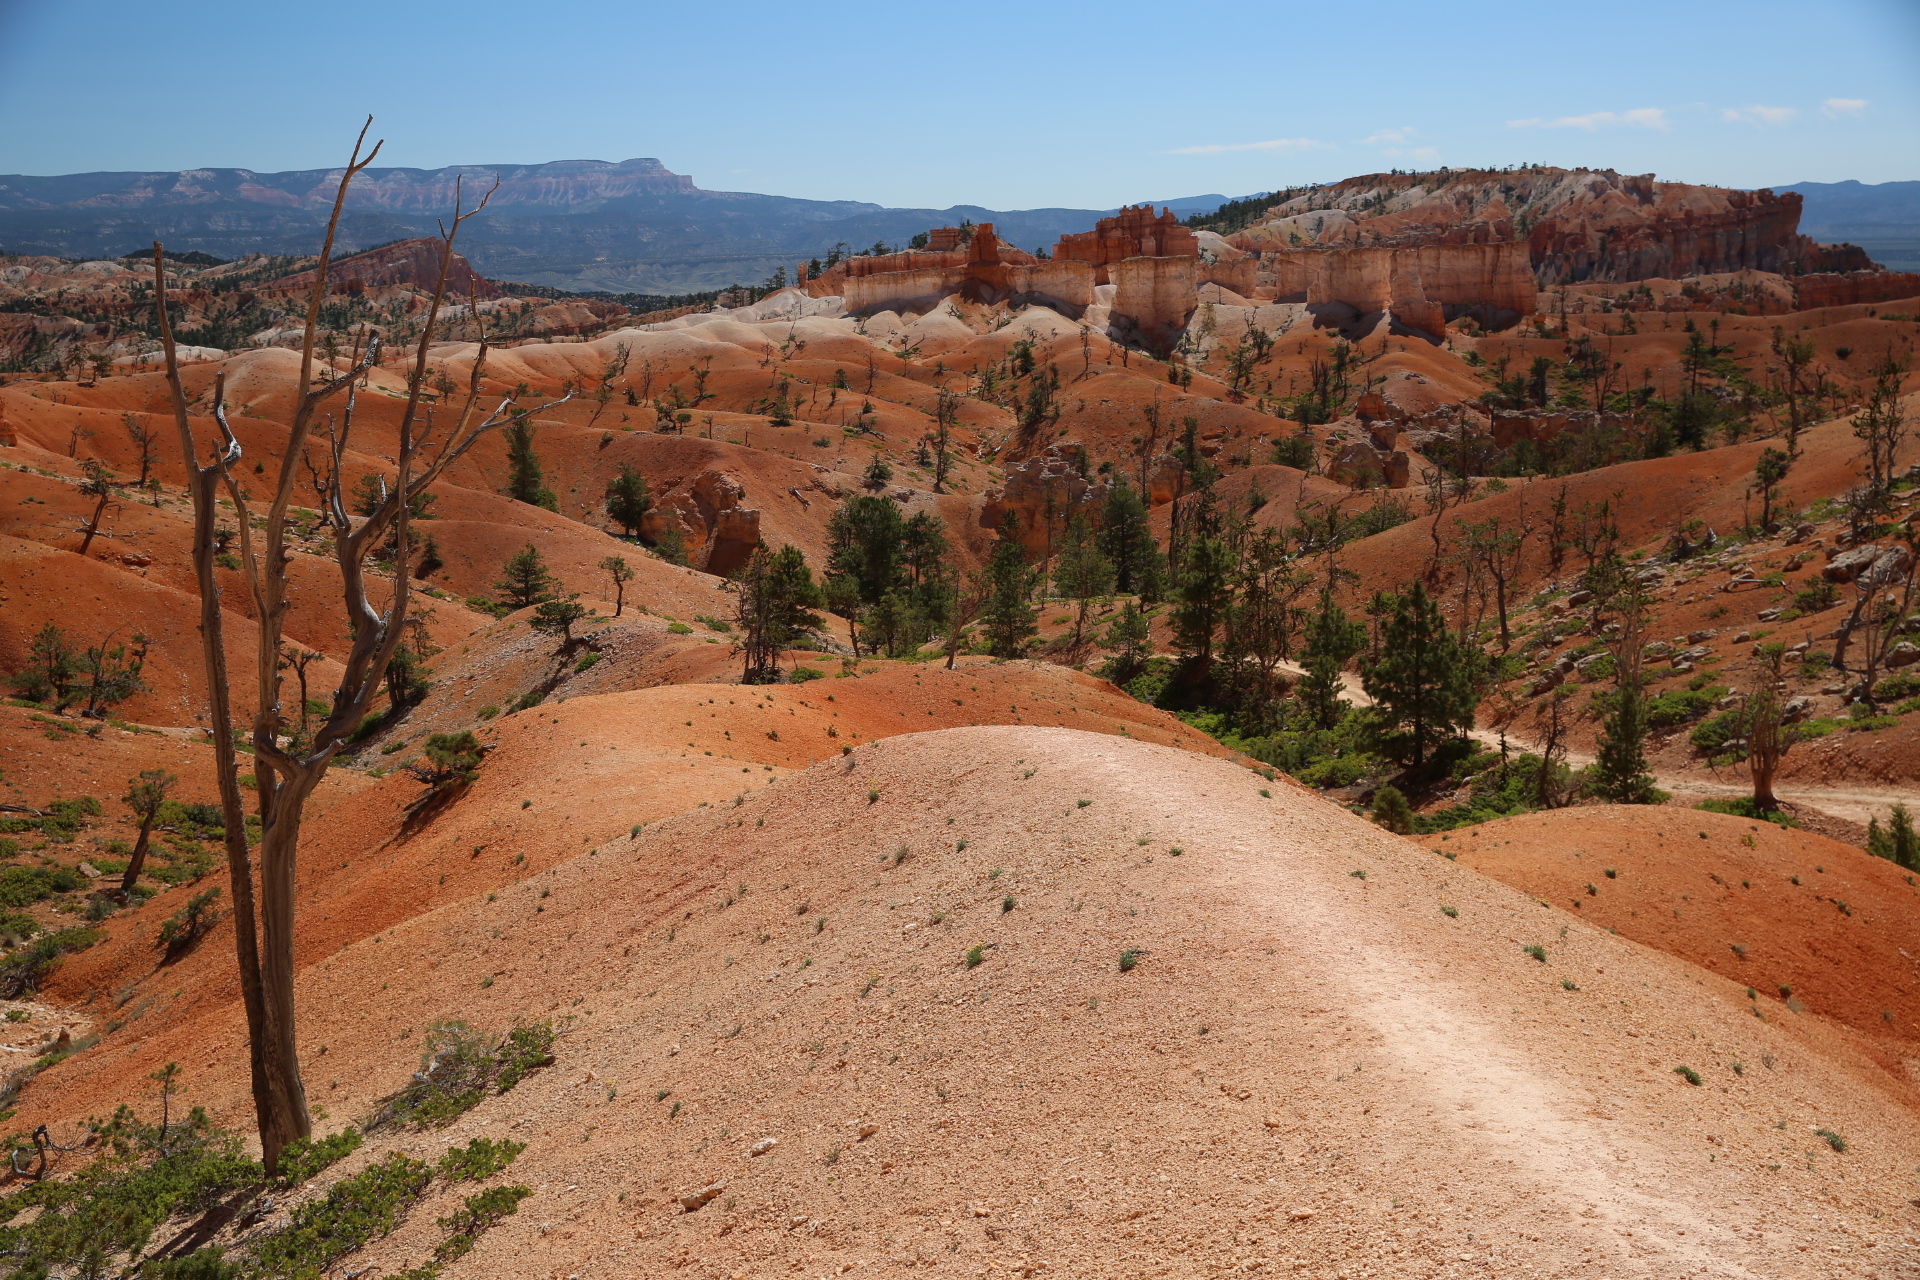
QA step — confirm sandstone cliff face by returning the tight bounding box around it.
[809,224,1092,315]
[640,469,761,576]
[1266,242,1535,332]
[1792,270,1920,310]
[1056,205,1198,284]
[1112,257,1198,352]
[267,238,504,300]
[1230,168,1872,286]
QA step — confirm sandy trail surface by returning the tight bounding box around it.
[35,727,1913,1279]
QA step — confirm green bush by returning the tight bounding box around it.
[436,1136,526,1182]
[0,927,101,997]
[1689,709,1744,758]
[0,865,78,908]
[1647,685,1727,727]
[274,1127,364,1188]
[251,1152,435,1278]
[1694,796,1799,828]
[790,666,826,683]
[572,651,600,673]
[367,1019,555,1131]
[1873,671,1920,701]
[157,888,224,954]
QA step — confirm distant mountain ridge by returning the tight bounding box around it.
[1777,179,1920,271]
[0,155,1239,294]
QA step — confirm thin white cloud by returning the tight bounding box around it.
[1721,104,1797,124]
[1823,97,1868,118]
[1166,137,1329,156]
[1508,107,1668,131]
[1360,127,1414,145]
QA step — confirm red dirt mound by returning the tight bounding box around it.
[24,728,1920,1277]
[1425,804,1920,1076]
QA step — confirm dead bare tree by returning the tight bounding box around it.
[152,120,563,1174]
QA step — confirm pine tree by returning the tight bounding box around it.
[1299,588,1366,730]
[1370,785,1415,835]
[1867,803,1920,870]
[604,463,652,538]
[495,543,558,610]
[598,555,634,617]
[1170,536,1236,664]
[1591,600,1661,804]
[1052,512,1114,647]
[506,421,557,510]
[654,520,688,566]
[1100,600,1154,684]
[530,596,596,650]
[1361,582,1476,769]
[980,512,1040,658]
[1097,480,1161,599]
[734,545,822,682]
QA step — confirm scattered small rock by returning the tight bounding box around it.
[680,1179,727,1212]
[750,1137,778,1157]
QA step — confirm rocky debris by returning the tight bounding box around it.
[749,1138,778,1157]
[856,1122,880,1141]
[679,1179,726,1212]
[1885,642,1920,669]
[1822,542,1911,583]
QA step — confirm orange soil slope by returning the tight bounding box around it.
[1423,805,1920,1075]
[42,661,1229,1041]
[30,728,1920,1278]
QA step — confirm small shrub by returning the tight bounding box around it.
[1523,944,1547,963]
[965,945,985,969]
[1118,948,1140,973]
[434,1184,533,1261]
[1673,1064,1702,1086]
[1695,796,1798,828]
[1369,786,1414,834]
[476,704,500,720]
[252,1152,434,1277]
[275,1127,364,1187]
[573,652,601,674]
[666,622,693,635]
[437,1136,527,1181]
[367,1019,555,1131]
[1001,895,1015,913]
[0,927,102,997]
[1440,905,1458,918]
[1814,1127,1847,1153]
[790,666,825,683]
[1560,978,1578,991]
[156,888,224,955]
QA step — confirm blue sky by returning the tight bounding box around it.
[1,0,1914,208]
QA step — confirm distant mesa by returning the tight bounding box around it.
[789,167,1895,346]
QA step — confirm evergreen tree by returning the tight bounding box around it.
[733,544,822,682]
[505,421,557,510]
[1361,582,1476,769]
[529,596,596,650]
[1100,600,1154,684]
[382,645,432,710]
[598,555,634,617]
[604,463,652,538]
[980,512,1040,658]
[494,543,558,610]
[1370,785,1415,835]
[1098,480,1161,599]
[118,768,177,899]
[1867,803,1920,870]
[1591,674,1659,803]
[1169,536,1236,664]
[11,623,78,707]
[1299,588,1366,730]
[1590,598,1661,804]
[654,520,688,566]
[1052,512,1115,647]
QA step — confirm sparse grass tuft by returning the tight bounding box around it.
[1001,895,1015,913]
[1440,905,1458,918]
[1118,948,1140,973]
[1814,1127,1846,1153]
[1673,1065,1702,1086]
[1523,944,1547,963]
[965,945,985,969]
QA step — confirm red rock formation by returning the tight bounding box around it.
[1055,205,1198,284]
[1112,257,1198,351]
[810,224,1094,315]
[1266,242,1536,333]
[1791,271,1920,310]
[1230,168,1871,286]
[268,238,504,300]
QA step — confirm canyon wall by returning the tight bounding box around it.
[1112,256,1198,350]
[1791,270,1920,310]
[1264,241,1535,332]
[1228,168,1875,287]
[1056,205,1198,284]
